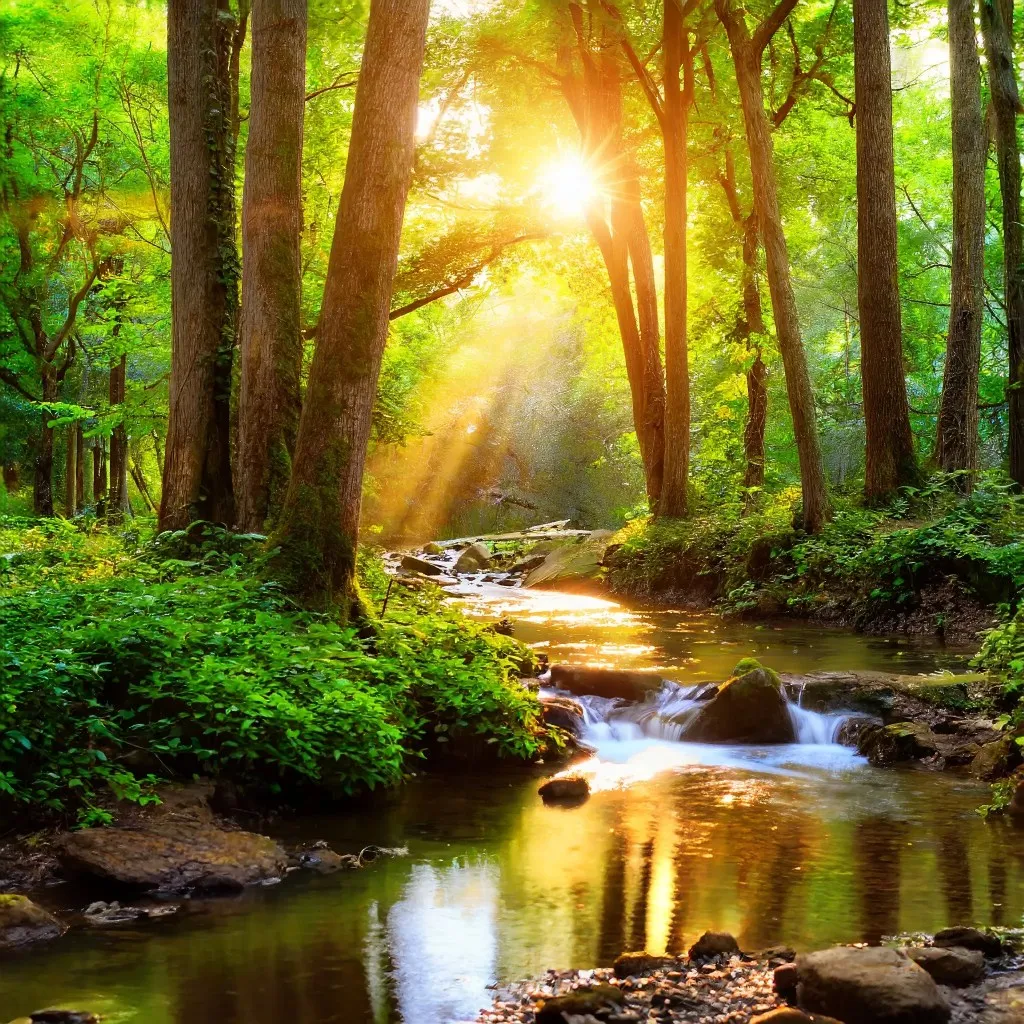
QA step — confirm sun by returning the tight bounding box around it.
[538,153,600,219]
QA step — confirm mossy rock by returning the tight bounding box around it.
[536,984,625,1024]
[686,667,795,744]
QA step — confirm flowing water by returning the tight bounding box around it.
[2,586,1022,1024]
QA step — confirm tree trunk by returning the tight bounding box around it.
[854,0,919,500]
[981,0,1024,485]
[160,0,239,531]
[937,0,986,487]
[660,0,690,517]
[236,0,307,532]
[64,424,76,518]
[2,463,18,494]
[272,0,430,610]
[75,424,85,509]
[93,441,107,502]
[109,354,130,520]
[740,213,768,491]
[34,373,57,516]
[717,0,831,532]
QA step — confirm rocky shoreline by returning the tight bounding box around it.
[476,929,1024,1024]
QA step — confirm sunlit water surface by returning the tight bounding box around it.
[2,588,1020,1024]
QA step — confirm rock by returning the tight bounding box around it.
[796,946,950,1024]
[295,847,359,873]
[933,926,1003,958]
[751,1011,845,1024]
[400,554,444,576]
[540,694,585,736]
[856,721,939,766]
[538,774,590,804]
[509,554,547,574]
[25,1014,99,1024]
[685,666,796,744]
[688,931,740,960]
[613,951,676,978]
[421,542,443,555]
[82,900,178,925]
[454,542,491,572]
[775,962,800,998]
[1006,767,1024,818]
[535,985,624,1024]
[980,973,1024,1023]
[0,894,66,948]
[523,531,614,591]
[906,946,985,986]
[969,738,1016,780]
[548,665,665,701]
[57,820,288,892]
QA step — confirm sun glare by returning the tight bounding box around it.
[538,154,600,219]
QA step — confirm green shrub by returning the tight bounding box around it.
[0,518,546,823]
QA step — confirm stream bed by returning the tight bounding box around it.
[2,588,1021,1024]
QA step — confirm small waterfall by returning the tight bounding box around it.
[549,678,854,747]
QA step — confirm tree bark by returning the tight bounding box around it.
[93,442,107,503]
[34,373,57,516]
[854,0,919,500]
[272,0,430,610]
[936,0,986,487]
[64,424,76,518]
[716,0,831,532]
[660,0,691,517]
[236,0,307,532]
[108,354,130,520]
[75,423,85,508]
[740,212,768,491]
[160,0,239,531]
[980,0,1024,485]
[2,463,19,495]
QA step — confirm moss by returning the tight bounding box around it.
[733,657,764,676]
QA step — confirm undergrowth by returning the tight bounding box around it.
[0,517,546,826]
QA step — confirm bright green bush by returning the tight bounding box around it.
[0,518,546,824]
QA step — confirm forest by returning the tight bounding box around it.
[1,0,1024,1023]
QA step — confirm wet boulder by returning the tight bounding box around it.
[538,774,590,805]
[454,542,490,572]
[613,951,677,978]
[539,694,585,736]
[57,820,288,893]
[508,554,547,575]
[421,542,443,555]
[907,946,985,987]
[535,984,624,1024]
[796,946,950,1024]
[969,737,1017,780]
[855,721,939,766]
[689,931,741,960]
[933,926,1003,958]
[523,531,614,591]
[0,894,66,949]
[548,665,664,702]
[685,666,796,744]
[400,554,444,577]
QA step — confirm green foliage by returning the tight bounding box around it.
[0,518,546,823]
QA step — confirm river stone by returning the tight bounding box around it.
[979,973,1024,1023]
[57,821,288,892]
[454,542,490,572]
[421,542,443,555]
[549,665,665,702]
[796,946,950,1024]
[0,895,66,948]
[969,737,1016,780]
[523,531,614,590]
[689,931,741,960]
[539,694,585,736]
[509,554,547,574]
[400,554,444,576]
[685,668,796,744]
[774,962,800,997]
[855,721,939,766]
[535,984,624,1024]
[751,1010,845,1024]
[538,774,590,804]
[906,946,985,986]
[933,926,1003,958]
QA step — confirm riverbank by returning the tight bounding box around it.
[0,516,555,828]
[477,928,1024,1024]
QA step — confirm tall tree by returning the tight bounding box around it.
[236,0,307,532]
[854,0,919,500]
[715,0,832,531]
[159,0,241,531]
[272,0,430,610]
[936,0,986,486]
[980,0,1024,486]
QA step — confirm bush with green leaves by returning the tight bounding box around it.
[0,518,546,824]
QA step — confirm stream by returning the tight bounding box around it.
[2,586,1022,1024]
